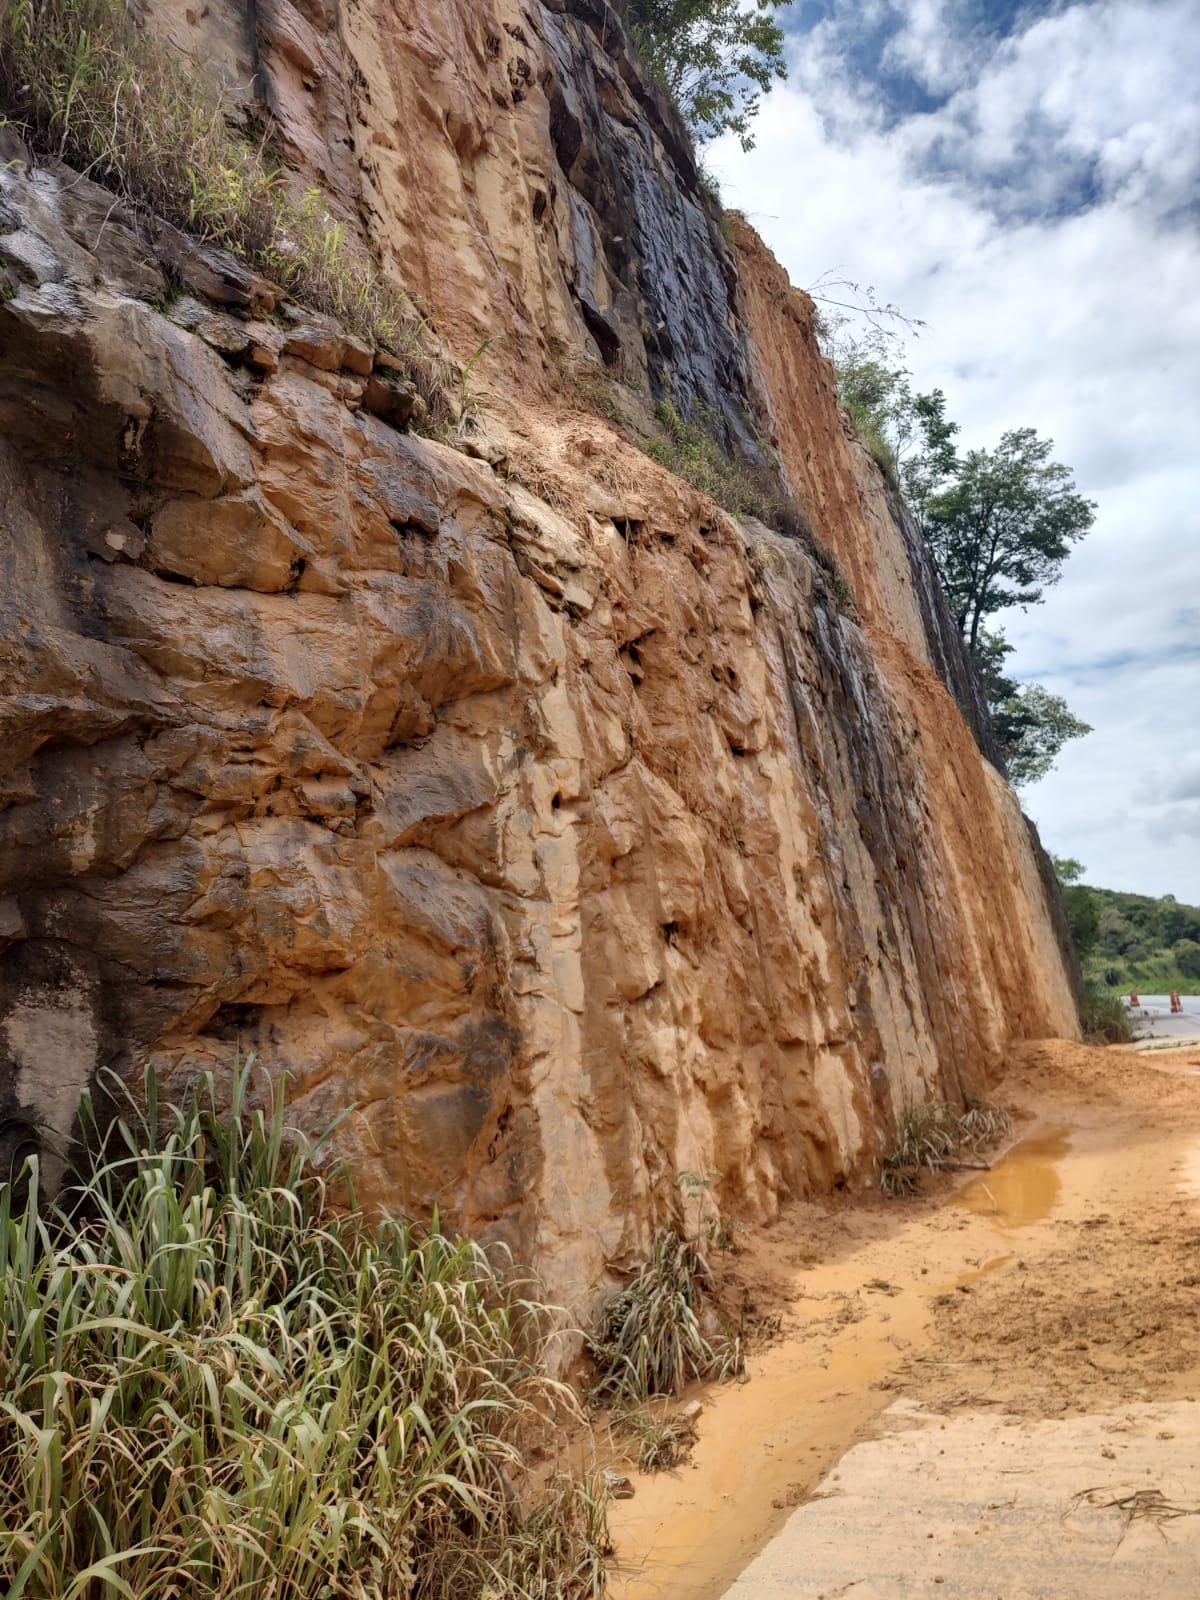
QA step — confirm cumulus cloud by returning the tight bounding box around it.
[915,1,1200,218]
[710,0,1200,898]
[883,0,974,94]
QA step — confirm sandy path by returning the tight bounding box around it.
[608,1039,1200,1599]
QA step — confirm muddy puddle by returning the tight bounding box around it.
[609,1292,929,1600]
[956,1126,1070,1230]
[609,1124,1077,1600]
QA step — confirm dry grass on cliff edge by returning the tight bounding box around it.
[0,0,457,424]
[0,1060,610,1598]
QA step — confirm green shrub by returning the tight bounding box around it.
[0,0,454,420]
[587,1230,741,1403]
[1079,979,1134,1045]
[0,1059,609,1598]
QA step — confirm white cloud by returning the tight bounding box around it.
[711,0,1200,900]
[883,0,981,96]
[919,1,1200,217]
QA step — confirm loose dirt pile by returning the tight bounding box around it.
[913,1043,1200,1420]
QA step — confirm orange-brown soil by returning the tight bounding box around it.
[607,1039,1200,1599]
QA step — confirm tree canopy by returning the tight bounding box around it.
[922,428,1095,653]
[973,629,1092,788]
[1050,862,1200,991]
[828,337,1096,789]
[627,0,790,149]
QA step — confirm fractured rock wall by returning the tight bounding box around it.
[0,1,1077,1310]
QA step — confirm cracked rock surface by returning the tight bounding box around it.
[0,3,1077,1317]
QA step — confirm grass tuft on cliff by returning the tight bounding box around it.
[0,1059,610,1599]
[840,393,898,484]
[642,399,775,520]
[0,0,456,423]
[635,399,860,617]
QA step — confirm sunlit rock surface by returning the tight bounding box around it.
[0,0,1076,1313]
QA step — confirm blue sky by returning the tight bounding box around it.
[709,0,1200,899]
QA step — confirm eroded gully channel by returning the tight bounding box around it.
[606,1043,1200,1599]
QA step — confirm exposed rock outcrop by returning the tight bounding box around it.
[0,1,1077,1313]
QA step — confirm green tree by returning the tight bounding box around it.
[828,346,1094,791]
[1063,885,1101,957]
[899,388,959,519]
[1157,895,1196,946]
[627,0,791,148]
[828,332,957,494]
[973,629,1092,787]
[922,427,1096,653]
[1051,855,1086,885]
[1173,939,1200,981]
[1051,857,1100,960]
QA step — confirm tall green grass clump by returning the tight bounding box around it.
[587,1231,741,1404]
[1079,979,1134,1045]
[0,1059,609,1598]
[841,393,897,483]
[0,0,452,414]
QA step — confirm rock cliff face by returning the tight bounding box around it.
[0,0,1077,1306]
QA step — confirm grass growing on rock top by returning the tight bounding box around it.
[0,0,456,421]
[0,1059,610,1598]
[840,391,898,484]
[642,399,775,520]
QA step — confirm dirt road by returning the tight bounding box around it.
[609,1039,1200,1598]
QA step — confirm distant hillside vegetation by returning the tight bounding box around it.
[1056,862,1200,991]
